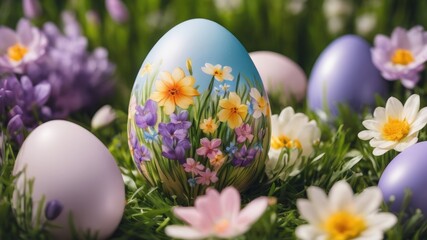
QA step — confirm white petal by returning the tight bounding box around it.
[358,130,377,140]
[373,107,386,122]
[369,139,396,149]
[385,97,403,119]
[355,230,383,240]
[408,107,427,135]
[372,147,389,156]
[394,136,418,152]
[329,180,354,211]
[165,225,209,240]
[362,119,381,131]
[91,105,116,129]
[354,187,382,215]
[403,94,420,123]
[366,212,398,230]
[295,225,323,240]
[296,199,322,224]
[307,187,330,220]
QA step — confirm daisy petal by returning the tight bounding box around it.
[385,97,403,119]
[329,180,354,211]
[367,212,398,230]
[373,147,389,156]
[403,94,420,123]
[295,225,323,240]
[354,187,382,215]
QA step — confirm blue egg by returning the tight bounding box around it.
[127,19,271,203]
[379,142,427,213]
[307,35,388,115]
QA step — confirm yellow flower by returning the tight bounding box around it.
[200,117,218,134]
[217,92,248,129]
[150,67,200,115]
[140,63,152,76]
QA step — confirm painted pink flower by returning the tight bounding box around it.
[165,187,269,239]
[183,158,205,175]
[235,123,254,143]
[196,138,221,159]
[196,168,218,185]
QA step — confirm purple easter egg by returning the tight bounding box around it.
[379,141,427,213]
[307,35,388,115]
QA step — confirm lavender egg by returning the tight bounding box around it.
[379,141,427,213]
[307,35,388,115]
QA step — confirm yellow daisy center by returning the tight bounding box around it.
[323,211,366,240]
[213,219,230,234]
[381,118,410,141]
[7,43,28,61]
[271,135,302,150]
[391,49,414,65]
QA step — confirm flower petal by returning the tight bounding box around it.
[373,147,389,156]
[296,199,322,224]
[385,97,403,120]
[354,187,382,215]
[295,224,323,240]
[172,67,185,81]
[0,27,17,52]
[236,196,268,228]
[366,212,398,230]
[329,180,354,211]
[165,225,209,240]
[307,186,330,220]
[408,107,427,135]
[402,94,420,123]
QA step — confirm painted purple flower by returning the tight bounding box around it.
[134,144,151,167]
[135,99,157,129]
[23,0,42,19]
[170,111,191,130]
[106,0,129,23]
[0,19,47,73]
[235,123,254,143]
[159,122,191,163]
[372,26,427,88]
[232,145,258,167]
[196,138,222,159]
[45,199,63,220]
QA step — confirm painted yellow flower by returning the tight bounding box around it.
[150,67,200,115]
[217,92,248,129]
[200,117,218,134]
[201,63,234,82]
[250,88,268,119]
[140,63,152,76]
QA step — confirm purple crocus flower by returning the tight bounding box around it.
[23,0,42,19]
[372,26,427,88]
[7,114,25,145]
[106,0,129,23]
[45,199,63,220]
[135,99,157,129]
[134,144,151,167]
[0,19,47,73]
[0,75,23,117]
[159,122,191,163]
[170,111,191,130]
[232,145,258,167]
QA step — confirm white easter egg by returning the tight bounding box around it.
[13,120,125,239]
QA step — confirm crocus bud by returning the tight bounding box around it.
[91,105,117,129]
[23,0,41,19]
[45,200,63,221]
[105,0,129,23]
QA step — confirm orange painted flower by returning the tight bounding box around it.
[217,92,248,129]
[200,117,218,134]
[150,67,200,115]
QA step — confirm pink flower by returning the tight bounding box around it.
[165,187,269,239]
[196,168,218,185]
[235,123,254,143]
[196,138,221,159]
[183,158,205,175]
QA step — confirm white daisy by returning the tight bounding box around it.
[265,107,320,180]
[296,180,397,240]
[358,94,427,156]
[201,63,234,82]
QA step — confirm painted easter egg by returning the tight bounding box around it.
[250,51,307,104]
[307,35,388,115]
[13,120,125,239]
[379,141,427,214]
[128,19,271,204]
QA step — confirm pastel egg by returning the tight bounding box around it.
[379,141,427,213]
[13,120,125,239]
[307,35,388,115]
[250,51,307,104]
[128,19,271,203]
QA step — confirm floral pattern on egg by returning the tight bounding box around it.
[128,58,270,203]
